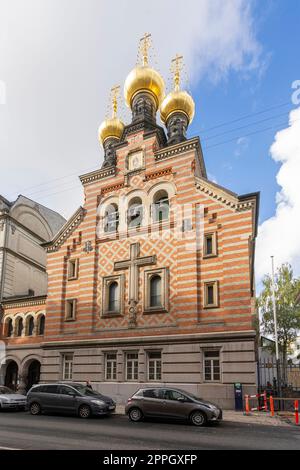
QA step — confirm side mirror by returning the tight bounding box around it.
[177,397,185,402]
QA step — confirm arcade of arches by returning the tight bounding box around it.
[2,358,41,393]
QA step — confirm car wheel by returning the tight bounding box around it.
[78,404,91,419]
[30,402,41,416]
[128,407,143,422]
[190,410,207,427]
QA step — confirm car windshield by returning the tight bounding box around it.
[70,385,103,397]
[0,386,14,394]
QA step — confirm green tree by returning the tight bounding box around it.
[257,263,300,366]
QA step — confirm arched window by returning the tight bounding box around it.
[6,318,13,337]
[150,275,162,307]
[16,318,24,337]
[108,282,119,312]
[128,197,143,228]
[104,203,119,233]
[153,190,169,222]
[38,315,45,335]
[28,316,35,336]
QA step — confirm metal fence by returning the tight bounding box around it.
[258,358,300,398]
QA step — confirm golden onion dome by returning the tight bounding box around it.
[98,117,124,145]
[160,89,195,125]
[124,65,165,110]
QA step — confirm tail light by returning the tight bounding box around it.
[127,398,133,403]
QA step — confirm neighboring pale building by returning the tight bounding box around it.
[288,337,300,364]
[0,194,65,300]
[0,195,65,392]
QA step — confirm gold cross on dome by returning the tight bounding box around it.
[139,33,151,66]
[171,54,183,91]
[110,85,120,118]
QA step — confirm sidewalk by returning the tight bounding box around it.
[115,405,294,427]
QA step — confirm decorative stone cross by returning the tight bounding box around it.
[114,242,156,327]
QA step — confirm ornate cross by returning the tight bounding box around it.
[139,33,151,66]
[110,85,120,118]
[114,242,156,327]
[171,54,183,91]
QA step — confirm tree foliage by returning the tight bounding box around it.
[257,263,300,362]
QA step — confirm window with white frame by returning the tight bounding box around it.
[144,268,168,313]
[104,203,119,233]
[105,353,117,381]
[152,190,169,223]
[62,354,73,380]
[204,351,220,382]
[127,197,143,229]
[126,352,138,381]
[148,351,162,381]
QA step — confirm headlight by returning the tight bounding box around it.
[91,399,106,406]
[205,404,218,411]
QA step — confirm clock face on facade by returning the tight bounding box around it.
[128,151,143,171]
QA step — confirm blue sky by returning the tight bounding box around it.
[189,0,300,224]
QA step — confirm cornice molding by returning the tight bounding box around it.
[79,167,116,186]
[154,137,207,178]
[195,177,256,212]
[144,167,173,181]
[42,207,85,253]
[1,295,47,310]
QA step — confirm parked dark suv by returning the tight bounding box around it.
[27,383,116,418]
[125,387,222,426]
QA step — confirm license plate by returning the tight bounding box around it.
[109,405,115,410]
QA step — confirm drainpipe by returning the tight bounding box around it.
[0,215,9,302]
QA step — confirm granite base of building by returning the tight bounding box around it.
[40,334,257,409]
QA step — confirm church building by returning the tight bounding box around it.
[1,36,259,408]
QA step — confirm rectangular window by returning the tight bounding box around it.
[68,259,78,280]
[203,232,217,257]
[62,354,73,380]
[204,351,220,382]
[65,299,76,321]
[105,353,117,381]
[126,352,138,381]
[148,351,162,381]
[204,281,218,308]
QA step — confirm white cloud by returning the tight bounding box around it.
[235,137,249,157]
[256,107,300,282]
[0,0,262,218]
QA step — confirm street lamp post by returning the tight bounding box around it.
[271,256,281,399]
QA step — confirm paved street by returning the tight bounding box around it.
[0,411,299,450]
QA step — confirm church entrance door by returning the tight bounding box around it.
[26,360,41,392]
[4,361,18,391]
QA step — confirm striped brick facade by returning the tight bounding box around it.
[26,128,259,408]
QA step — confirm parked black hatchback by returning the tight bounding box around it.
[27,383,116,418]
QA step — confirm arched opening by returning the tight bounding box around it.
[26,360,41,392]
[104,203,119,233]
[108,282,119,312]
[152,190,169,222]
[150,275,162,307]
[16,318,24,337]
[4,361,18,391]
[27,316,35,336]
[6,318,14,337]
[128,197,143,228]
[38,315,45,335]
